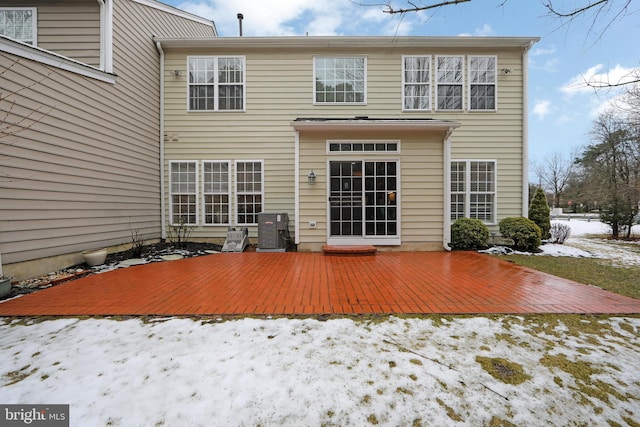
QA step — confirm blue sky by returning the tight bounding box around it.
[163,0,639,180]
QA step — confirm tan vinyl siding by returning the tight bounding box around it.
[0,0,215,275]
[162,41,528,248]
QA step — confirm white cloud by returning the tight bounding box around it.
[176,0,404,36]
[530,45,557,56]
[560,64,637,96]
[533,99,551,119]
[474,23,494,36]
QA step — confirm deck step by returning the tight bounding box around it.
[322,245,377,256]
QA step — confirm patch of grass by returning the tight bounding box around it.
[493,254,640,299]
[488,416,517,427]
[476,356,531,385]
[409,358,422,366]
[3,365,38,386]
[367,414,379,425]
[540,353,627,406]
[436,398,463,422]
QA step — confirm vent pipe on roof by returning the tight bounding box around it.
[237,13,244,36]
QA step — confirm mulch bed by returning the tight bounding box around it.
[2,242,224,301]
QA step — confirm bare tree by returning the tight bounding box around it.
[533,150,575,208]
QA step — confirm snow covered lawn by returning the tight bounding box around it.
[1,315,639,426]
[0,219,638,426]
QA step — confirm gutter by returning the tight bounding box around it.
[155,41,167,240]
[443,127,455,251]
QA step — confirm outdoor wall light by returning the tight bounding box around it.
[307,170,317,185]
[172,70,184,77]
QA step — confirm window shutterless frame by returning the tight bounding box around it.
[235,160,264,226]
[435,55,464,111]
[169,160,199,226]
[468,55,498,111]
[202,160,231,226]
[187,56,246,112]
[313,56,367,105]
[450,160,497,225]
[0,7,37,45]
[402,55,431,111]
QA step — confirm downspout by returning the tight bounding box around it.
[522,41,535,216]
[155,41,167,240]
[443,127,455,251]
[294,130,300,245]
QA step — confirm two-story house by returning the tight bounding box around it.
[0,0,216,279]
[155,36,538,252]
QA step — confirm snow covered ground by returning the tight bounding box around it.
[0,220,638,427]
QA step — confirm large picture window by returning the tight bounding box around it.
[314,56,366,104]
[203,161,230,225]
[436,56,463,110]
[170,161,198,225]
[403,56,431,111]
[0,8,36,45]
[451,160,496,223]
[236,161,263,225]
[469,56,497,110]
[188,56,245,111]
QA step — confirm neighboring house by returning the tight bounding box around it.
[155,36,539,252]
[0,0,216,279]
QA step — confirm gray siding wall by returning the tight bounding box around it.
[0,0,215,276]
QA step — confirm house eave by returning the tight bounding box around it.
[291,118,461,132]
[153,35,540,51]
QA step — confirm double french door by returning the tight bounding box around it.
[329,160,398,239]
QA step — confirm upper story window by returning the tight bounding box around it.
[314,56,366,104]
[0,8,37,45]
[436,56,463,110]
[188,56,245,111]
[403,56,431,111]
[469,56,497,110]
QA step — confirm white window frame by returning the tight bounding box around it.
[402,55,431,111]
[450,160,497,225]
[202,160,231,226]
[326,139,400,154]
[436,55,464,111]
[235,160,264,226]
[313,56,367,105]
[169,160,198,226]
[468,55,497,111]
[187,56,246,112]
[0,7,37,46]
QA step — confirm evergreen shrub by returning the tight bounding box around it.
[451,218,490,250]
[499,217,542,252]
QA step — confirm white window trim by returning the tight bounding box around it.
[235,159,264,226]
[186,55,246,112]
[326,139,400,154]
[325,157,402,246]
[202,160,231,227]
[313,55,367,105]
[169,160,199,226]
[402,55,431,112]
[435,55,464,112]
[451,159,497,225]
[468,55,498,112]
[0,7,37,45]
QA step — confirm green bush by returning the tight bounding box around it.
[499,217,542,252]
[528,187,551,239]
[451,218,490,250]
